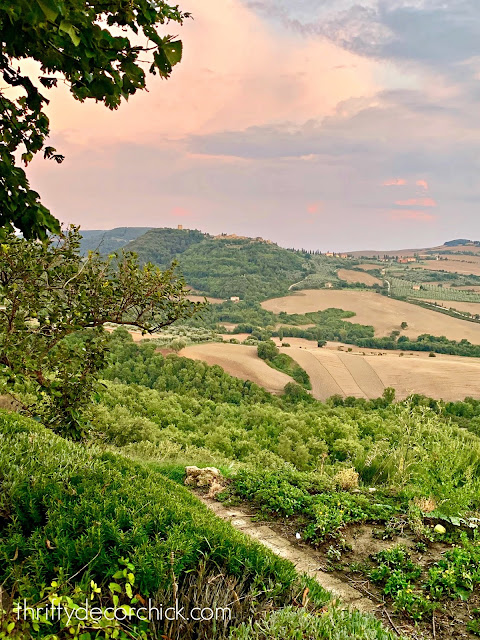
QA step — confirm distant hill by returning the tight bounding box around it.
[125,227,207,268]
[79,227,152,255]
[124,228,309,300]
[350,240,480,258]
[444,238,480,247]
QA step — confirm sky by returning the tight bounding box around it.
[26,0,480,251]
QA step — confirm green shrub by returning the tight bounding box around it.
[229,605,398,640]
[0,411,330,639]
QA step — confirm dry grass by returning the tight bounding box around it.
[334,468,360,491]
[337,268,381,286]
[261,289,480,342]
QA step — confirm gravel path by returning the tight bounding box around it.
[198,495,377,613]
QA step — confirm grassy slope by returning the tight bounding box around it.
[0,411,398,640]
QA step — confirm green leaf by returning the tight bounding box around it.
[59,21,81,47]
[164,40,182,66]
[36,0,60,22]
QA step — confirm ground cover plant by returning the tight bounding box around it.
[0,410,404,640]
[349,534,480,635]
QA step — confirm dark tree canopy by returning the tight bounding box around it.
[0,0,189,239]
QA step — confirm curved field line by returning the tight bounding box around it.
[337,354,385,399]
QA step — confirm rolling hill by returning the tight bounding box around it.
[124,228,310,300]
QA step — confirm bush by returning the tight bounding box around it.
[0,411,330,639]
[229,605,398,640]
[257,341,279,361]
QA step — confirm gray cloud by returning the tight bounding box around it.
[244,1,480,70]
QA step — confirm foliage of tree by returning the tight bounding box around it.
[0,227,201,437]
[92,334,480,519]
[0,0,188,238]
[127,231,310,301]
[257,340,279,361]
[126,227,207,267]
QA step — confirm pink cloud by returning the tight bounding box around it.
[38,0,377,148]
[395,198,437,207]
[382,178,407,186]
[171,206,191,217]
[416,179,429,190]
[306,201,323,214]
[389,209,436,222]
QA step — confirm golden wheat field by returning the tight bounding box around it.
[261,289,480,342]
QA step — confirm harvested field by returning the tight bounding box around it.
[179,339,480,401]
[272,336,318,348]
[414,258,480,276]
[187,294,224,304]
[262,290,480,343]
[337,352,384,398]
[453,285,480,291]
[368,354,480,401]
[278,348,480,402]
[221,333,251,342]
[357,263,383,271]
[419,299,480,316]
[219,322,239,331]
[337,268,381,286]
[179,343,293,394]
[280,347,343,399]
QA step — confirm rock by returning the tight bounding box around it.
[185,466,223,488]
[207,480,225,498]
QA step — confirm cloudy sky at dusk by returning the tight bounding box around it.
[27,0,480,251]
